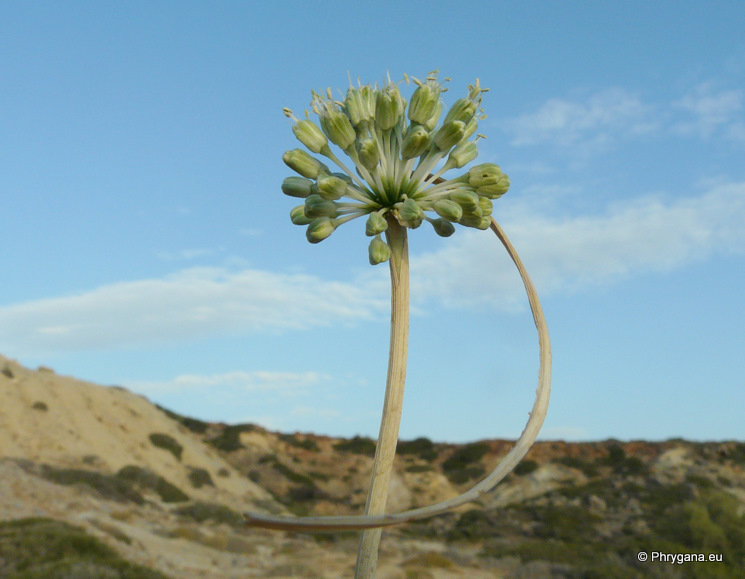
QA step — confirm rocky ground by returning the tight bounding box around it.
[1,354,743,578]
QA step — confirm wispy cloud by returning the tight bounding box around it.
[503,88,658,148]
[503,82,745,151]
[2,183,743,354]
[129,369,330,396]
[410,181,745,308]
[0,268,387,355]
[672,83,745,140]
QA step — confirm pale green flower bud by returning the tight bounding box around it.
[446,141,478,169]
[478,196,493,217]
[433,199,463,222]
[320,110,356,150]
[401,125,431,159]
[368,235,391,265]
[375,83,406,131]
[365,212,388,236]
[433,120,466,151]
[477,175,510,199]
[304,193,338,218]
[283,149,323,179]
[344,84,375,127]
[462,116,479,141]
[468,163,504,188]
[408,83,440,125]
[443,98,478,125]
[356,138,380,171]
[431,218,455,237]
[450,189,481,215]
[282,176,314,198]
[306,217,336,243]
[459,214,490,229]
[290,205,314,225]
[292,119,328,154]
[398,198,424,228]
[316,175,348,200]
[422,101,443,131]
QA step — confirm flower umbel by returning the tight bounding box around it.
[282,71,510,264]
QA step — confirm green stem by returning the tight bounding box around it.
[354,215,410,578]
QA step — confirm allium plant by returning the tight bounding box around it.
[246,71,551,579]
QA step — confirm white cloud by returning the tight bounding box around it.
[1,184,743,354]
[0,267,387,355]
[129,369,330,396]
[672,83,744,140]
[410,182,745,308]
[503,88,658,147]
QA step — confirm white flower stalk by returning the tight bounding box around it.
[282,71,509,264]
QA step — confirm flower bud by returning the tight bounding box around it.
[375,83,406,130]
[283,149,323,179]
[408,83,440,126]
[468,163,504,188]
[401,124,431,159]
[433,120,466,151]
[433,199,463,222]
[422,101,443,131]
[459,214,490,229]
[282,176,314,198]
[316,175,348,200]
[306,217,336,244]
[442,98,478,125]
[304,194,338,218]
[290,205,314,225]
[431,218,455,237]
[368,235,391,265]
[365,212,388,236]
[398,198,424,229]
[462,116,479,141]
[344,84,375,128]
[476,175,510,199]
[478,196,493,217]
[356,138,380,171]
[450,190,481,215]
[320,110,356,150]
[446,141,478,169]
[292,119,328,154]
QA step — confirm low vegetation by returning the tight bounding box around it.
[0,517,168,578]
[148,432,183,461]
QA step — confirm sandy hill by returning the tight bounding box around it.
[1,353,744,578]
[0,353,279,515]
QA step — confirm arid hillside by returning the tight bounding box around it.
[1,353,744,578]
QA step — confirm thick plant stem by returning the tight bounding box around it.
[354,216,409,578]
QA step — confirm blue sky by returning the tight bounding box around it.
[2,1,743,443]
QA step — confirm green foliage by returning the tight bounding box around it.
[39,465,145,505]
[272,461,315,487]
[0,517,168,578]
[115,465,189,503]
[206,424,255,452]
[446,509,501,540]
[278,433,320,452]
[187,467,214,489]
[554,456,598,477]
[397,437,438,461]
[156,405,210,434]
[333,435,377,457]
[31,401,48,411]
[174,502,244,527]
[513,459,539,476]
[441,442,489,484]
[405,464,434,473]
[148,432,183,461]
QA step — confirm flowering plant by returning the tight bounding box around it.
[281,71,509,262]
[246,72,551,579]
